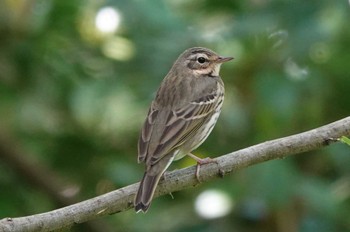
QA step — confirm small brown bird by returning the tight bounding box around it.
[134,47,233,213]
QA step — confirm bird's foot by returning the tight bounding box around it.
[187,153,218,182]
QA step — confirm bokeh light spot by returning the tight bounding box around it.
[102,36,135,61]
[95,7,121,33]
[195,189,233,219]
[284,58,308,81]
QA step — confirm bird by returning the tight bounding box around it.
[134,47,233,213]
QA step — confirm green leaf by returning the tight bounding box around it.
[340,136,350,146]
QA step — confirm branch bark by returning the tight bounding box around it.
[1,116,350,232]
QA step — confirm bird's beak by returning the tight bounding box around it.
[217,56,234,63]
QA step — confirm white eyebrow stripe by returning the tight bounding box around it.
[188,53,209,60]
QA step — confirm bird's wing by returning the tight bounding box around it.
[138,90,223,165]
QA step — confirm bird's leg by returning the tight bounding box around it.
[187,153,218,182]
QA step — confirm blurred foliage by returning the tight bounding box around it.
[0,0,350,231]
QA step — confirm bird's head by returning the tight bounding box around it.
[176,47,233,77]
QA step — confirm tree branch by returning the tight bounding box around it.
[1,116,350,232]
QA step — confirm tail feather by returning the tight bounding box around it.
[135,153,176,212]
[134,172,163,213]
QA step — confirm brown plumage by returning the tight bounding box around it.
[134,47,233,213]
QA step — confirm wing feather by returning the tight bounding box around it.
[138,108,158,163]
[138,90,222,165]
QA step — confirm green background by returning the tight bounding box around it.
[0,0,349,231]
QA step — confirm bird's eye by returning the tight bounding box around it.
[197,57,206,64]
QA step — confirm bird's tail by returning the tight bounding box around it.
[134,171,163,213]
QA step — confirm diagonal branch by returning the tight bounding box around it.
[1,116,350,232]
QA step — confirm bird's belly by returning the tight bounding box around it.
[174,110,221,160]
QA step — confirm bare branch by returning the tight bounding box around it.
[1,116,350,232]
